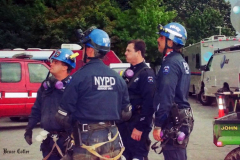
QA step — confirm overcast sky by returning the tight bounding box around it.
[226,0,239,6]
[226,0,240,36]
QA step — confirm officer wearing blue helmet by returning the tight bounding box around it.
[55,27,131,160]
[24,48,78,160]
[152,22,194,160]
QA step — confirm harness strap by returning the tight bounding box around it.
[80,129,125,160]
[127,66,149,88]
[43,135,64,160]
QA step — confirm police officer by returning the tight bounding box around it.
[152,22,193,160]
[55,27,131,160]
[24,48,78,160]
[118,39,156,160]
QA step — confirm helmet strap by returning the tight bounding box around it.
[162,38,173,56]
[83,46,88,63]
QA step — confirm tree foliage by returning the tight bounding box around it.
[0,0,234,64]
[0,0,46,48]
[162,0,235,45]
[113,0,176,62]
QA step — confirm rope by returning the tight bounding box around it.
[80,129,124,160]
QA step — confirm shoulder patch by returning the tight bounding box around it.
[163,66,170,74]
[147,76,154,83]
[182,62,190,74]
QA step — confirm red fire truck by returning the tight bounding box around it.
[0,44,122,120]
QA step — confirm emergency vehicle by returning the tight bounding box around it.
[0,58,50,121]
[182,35,240,105]
[202,45,240,112]
[0,44,122,74]
[0,44,122,120]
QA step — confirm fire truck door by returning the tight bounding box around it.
[25,62,49,115]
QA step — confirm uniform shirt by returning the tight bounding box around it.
[60,59,130,124]
[127,62,156,131]
[153,51,191,128]
[27,76,72,131]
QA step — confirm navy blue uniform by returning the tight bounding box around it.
[118,62,156,160]
[27,76,71,160]
[60,59,130,159]
[153,51,191,160]
[60,59,129,123]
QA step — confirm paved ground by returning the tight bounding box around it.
[0,96,238,160]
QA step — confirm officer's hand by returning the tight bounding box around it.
[153,127,162,142]
[131,128,142,141]
[24,129,33,145]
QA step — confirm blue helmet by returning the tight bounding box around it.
[82,28,110,55]
[50,48,77,68]
[157,22,187,46]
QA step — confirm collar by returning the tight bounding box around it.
[84,58,103,67]
[62,75,72,84]
[130,61,145,70]
[163,51,173,61]
[164,51,172,57]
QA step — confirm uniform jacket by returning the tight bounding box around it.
[127,62,156,131]
[27,76,72,131]
[153,51,191,128]
[60,59,130,124]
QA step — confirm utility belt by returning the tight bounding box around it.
[48,130,68,137]
[67,121,124,160]
[79,121,116,132]
[152,104,194,154]
[163,105,194,147]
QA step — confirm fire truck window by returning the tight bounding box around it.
[28,63,49,83]
[0,63,21,82]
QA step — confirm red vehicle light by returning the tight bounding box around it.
[217,141,223,147]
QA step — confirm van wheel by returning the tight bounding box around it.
[10,117,21,121]
[198,90,213,106]
[224,147,240,160]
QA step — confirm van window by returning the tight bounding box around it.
[195,53,200,69]
[28,63,49,83]
[206,56,213,71]
[0,62,21,82]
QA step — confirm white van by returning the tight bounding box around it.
[183,35,240,97]
[199,44,240,105]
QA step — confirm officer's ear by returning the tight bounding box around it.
[86,47,95,58]
[167,39,174,48]
[137,50,142,58]
[61,62,68,72]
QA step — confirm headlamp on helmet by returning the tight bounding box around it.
[50,48,78,69]
[76,26,110,55]
[157,22,187,46]
[76,26,97,44]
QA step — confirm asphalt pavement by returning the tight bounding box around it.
[0,96,238,160]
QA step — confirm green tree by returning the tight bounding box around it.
[0,0,47,48]
[32,0,121,48]
[113,0,176,62]
[162,0,235,45]
[0,0,120,49]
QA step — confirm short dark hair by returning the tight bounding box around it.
[127,39,146,57]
